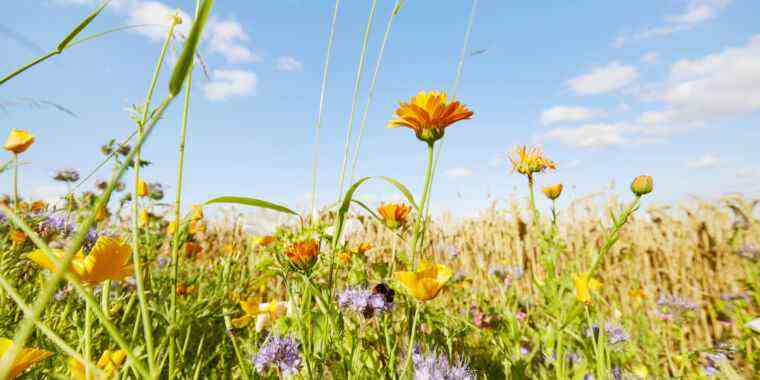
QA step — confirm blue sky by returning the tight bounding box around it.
[1,0,758,217]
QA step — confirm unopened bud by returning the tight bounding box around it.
[541,183,563,200]
[630,175,653,196]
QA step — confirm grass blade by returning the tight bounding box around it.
[169,0,213,96]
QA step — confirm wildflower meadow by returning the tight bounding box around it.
[1,1,758,379]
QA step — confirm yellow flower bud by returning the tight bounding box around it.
[630,175,653,196]
[541,183,563,200]
[136,180,149,197]
[4,129,35,154]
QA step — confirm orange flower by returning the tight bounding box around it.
[184,242,202,257]
[377,203,412,229]
[27,236,133,286]
[95,206,110,222]
[175,283,197,296]
[4,129,35,154]
[388,91,473,144]
[508,145,556,177]
[251,235,276,248]
[0,338,52,379]
[9,230,27,245]
[30,201,46,213]
[284,240,319,271]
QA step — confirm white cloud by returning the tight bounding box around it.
[275,56,304,72]
[641,52,659,64]
[540,106,606,125]
[544,123,628,149]
[203,69,257,101]
[56,0,257,64]
[737,168,760,179]
[445,167,473,180]
[686,153,720,169]
[567,62,639,95]
[641,35,760,126]
[613,1,732,47]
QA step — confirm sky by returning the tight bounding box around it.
[1,0,759,218]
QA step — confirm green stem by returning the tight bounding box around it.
[101,280,111,317]
[0,51,59,87]
[169,62,193,379]
[402,303,421,379]
[11,154,18,211]
[131,19,178,377]
[410,143,435,267]
[85,292,93,380]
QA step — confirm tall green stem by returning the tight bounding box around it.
[410,143,435,267]
[169,64,193,379]
[402,303,421,378]
[85,293,93,380]
[131,19,178,377]
[11,154,18,211]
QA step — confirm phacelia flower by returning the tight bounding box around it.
[585,323,629,345]
[4,129,35,154]
[508,145,556,178]
[377,202,412,230]
[38,213,74,237]
[0,337,52,379]
[655,294,698,321]
[27,236,133,286]
[703,353,727,377]
[395,261,453,301]
[387,90,473,145]
[253,336,302,377]
[412,346,475,380]
[338,286,394,318]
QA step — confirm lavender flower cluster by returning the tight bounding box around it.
[655,294,699,321]
[338,284,394,318]
[704,353,727,376]
[584,323,629,345]
[38,213,74,237]
[253,336,302,377]
[412,346,474,380]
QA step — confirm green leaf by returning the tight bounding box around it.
[378,176,417,210]
[56,0,110,51]
[169,0,213,96]
[204,196,298,216]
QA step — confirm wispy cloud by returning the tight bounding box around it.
[641,52,659,64]
[203,69,257,101]
[686,153,720,169]
[540,106,606,125]
[544,123,628,149]
[275,56,304,72]
[567,62,639,95]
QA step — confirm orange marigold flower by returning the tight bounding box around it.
[4,129,35,155]
[9,230,27,245]
[284,240,319,271]
[377,203,412,230]
[388,91,473,144]
[508,145,556,177]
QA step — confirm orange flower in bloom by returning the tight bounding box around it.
[9,230,27,245]
[184,242,202,258]
[377,203,412,230]
[251,235,276,248]
[284,240,319,271]
[395,261,453,301]
[176,283,197,296]
[4,129,35,154]
[388,91,473,144]
[69,349,127,380]
[508,145,556,177]
[30,201,46,213]
[27,236,133,285]
[0,337,52,379]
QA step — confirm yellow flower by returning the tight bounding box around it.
[191,204,204,221]
[136,180,149,197]
[377,203,412,230]
[175,283,197,296]
[542,183,563,200]
[27,236,133,286]
[388,91,473,144]
[95,206,110,222]
[0,337,52,379]
[630,175,653,196]
[231,297,289,332]
[69,349,127,380]
[139,209,150,227]
[508,145,556,177]
[395,261,453,301]
[4,129,35,154]
[573,272,602,304]
[251,235,276,248]
[284,240,319,271]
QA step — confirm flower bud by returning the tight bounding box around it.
[541,183,563,200]
[630,175,653,196]
[4,129,35,154]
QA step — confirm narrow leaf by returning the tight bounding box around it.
[169,0,213,96]
[56,0,110,51]
[204,196,298,216]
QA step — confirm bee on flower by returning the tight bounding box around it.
[388,91,473,145]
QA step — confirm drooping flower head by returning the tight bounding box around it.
[377,203,412,230]
[136,180,149,197]
[253,336,302,377]
[284,240,319,271]
[0,337,52,379]
[4,129,35,154]
[508,145,556,178]
[388,91,473,145]
[412,346,475,380]
[27,236,133,286]
[395,261,453,301]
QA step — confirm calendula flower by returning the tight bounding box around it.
[9,230,27,245]
[4,129,35,154]
[251,235,276,248]
[388,91,473,144]
[284,240,319,271]
[69,349,127,380]
[573,272,602,304]
[630,175,653,196]
[184,242,202,258]
[136,180,149,197]
[0,338,52,379]
[395,261,453,301]
[27,236,133,285]
[175,283,197,296]
[542,183,563,200]
[508,145,556,177]
[30,200,46,213]
[377,203,412,230]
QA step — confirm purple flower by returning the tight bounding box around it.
[585,323,629,345]
[704,353,726,376]
[253,336,302,377]
[156,256,171,268]
[736,243,759,261]
[412,346,474,380]
[38,213,74,236]
[656,294,698,321]
[338,286,393,318]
